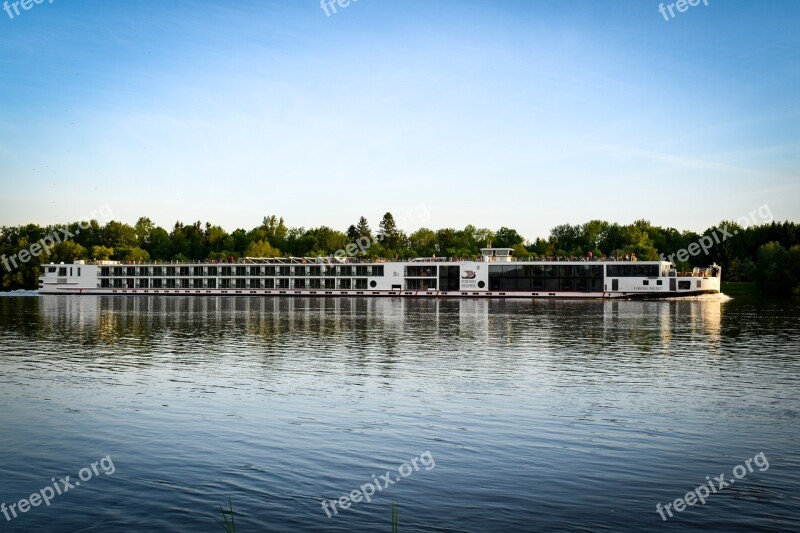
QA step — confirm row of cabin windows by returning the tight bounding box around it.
[48,267,80,276]
[489,265,605,279]
[100,278,371,290]
[99,266,384,277]
[606,265,661,278]
[489,278,605,292]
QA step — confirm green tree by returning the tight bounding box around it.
[244,239,281,258]
[50,241,87,263]
[378,213,403,254]
[755,242,797,294]
[102,221,137,249]
[355,216,372,239]
[90,245,114,260]
[494,227,524,249]
[408,228,437,257]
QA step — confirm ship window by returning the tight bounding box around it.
[405,279,436,290]
[356,266,369,276]
[405,266,434,277]
[657,280,663,285]
[678,280,691,290]
[517,279,532,291]
[180,267,189,276]
[152,279,163,289]
[295,266,307,277]
[340,266,353,277]
[370,280,377,288]
[642,280,649,286]
[58,267,67,276]
[355,279,368,289]
[557,266,573,278]
[504,265,524,277]
[309,266,321,276]
[264,266,276,276]
[372,266,385,277]
[339,279,352,289]
[279,266,291,277]
[526,265,544,277]
[48,267,57,273]
[264,279,275,289]
[236,267,247,276]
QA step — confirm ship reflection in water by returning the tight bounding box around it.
[36,294,726,354]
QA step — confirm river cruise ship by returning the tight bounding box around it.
[39,248,721,299]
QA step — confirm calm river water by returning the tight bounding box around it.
[0,294,798,532]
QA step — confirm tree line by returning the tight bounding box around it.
[2,213,799,294]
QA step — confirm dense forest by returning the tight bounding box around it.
[2,213,799,294]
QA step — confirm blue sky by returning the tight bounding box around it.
[0,0,798,240]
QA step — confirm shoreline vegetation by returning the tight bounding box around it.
[2,214,799,295]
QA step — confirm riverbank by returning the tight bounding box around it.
[721,281,760,296]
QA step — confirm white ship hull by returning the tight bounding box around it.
[39,254,721,299]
